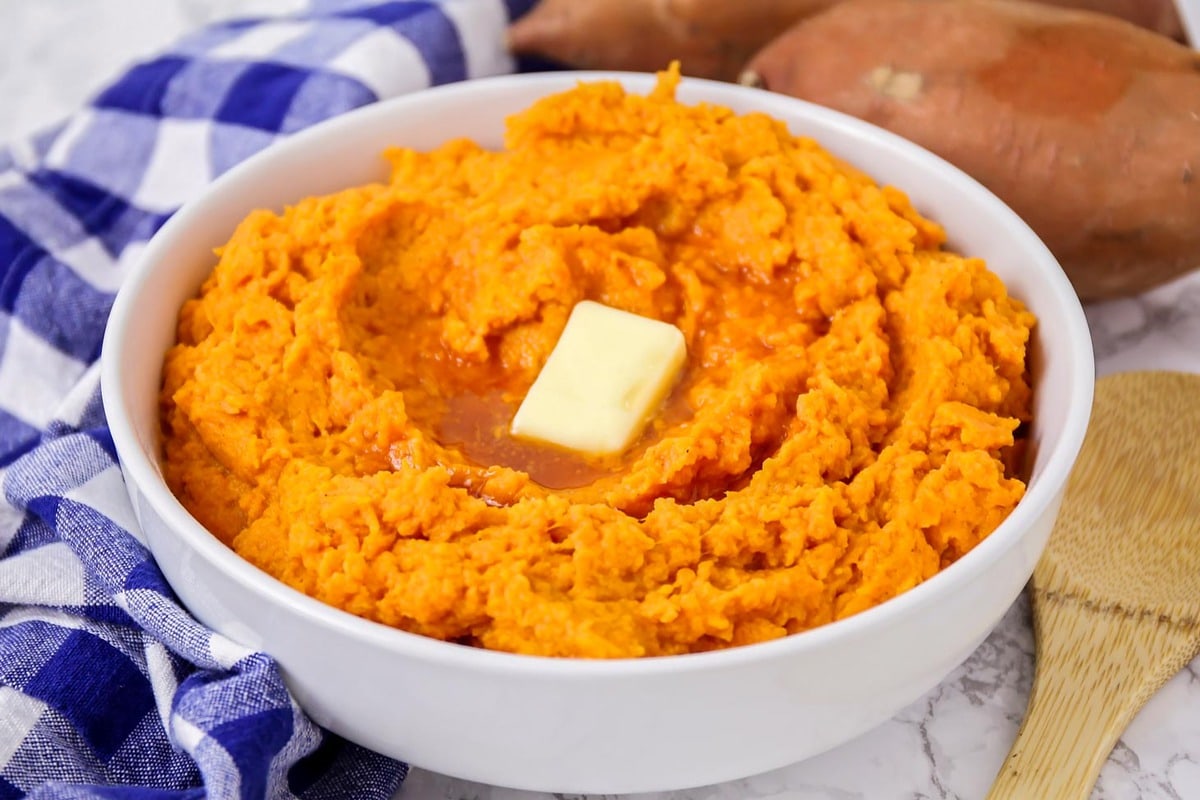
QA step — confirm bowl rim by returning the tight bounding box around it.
[99,70,1096,678]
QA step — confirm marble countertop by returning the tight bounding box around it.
[5,3,1199,799]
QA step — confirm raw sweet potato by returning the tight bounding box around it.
[507,0,1185,81]
[508,0,836,81]
[744,0,1200,301]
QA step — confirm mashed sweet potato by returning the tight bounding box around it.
[160,67,1034,658]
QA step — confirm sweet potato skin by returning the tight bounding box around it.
[745,0,1200,301]
[1042,0,1183,39]
[507,0,1185,82]
[508,0,836,81]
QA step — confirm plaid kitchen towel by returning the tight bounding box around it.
[0,2,535,798]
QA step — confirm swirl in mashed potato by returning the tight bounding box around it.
[160,67,1034,658]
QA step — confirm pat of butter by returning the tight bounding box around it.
[510,300,687,456]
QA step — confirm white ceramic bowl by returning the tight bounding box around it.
[100,72,1094,795]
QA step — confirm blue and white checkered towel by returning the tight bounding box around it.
[0,3,535,797]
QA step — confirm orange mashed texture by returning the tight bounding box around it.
[160,68,1035,659]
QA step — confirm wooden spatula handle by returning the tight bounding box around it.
[987,586,1196,800]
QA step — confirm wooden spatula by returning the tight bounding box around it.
[988,370,1200,799]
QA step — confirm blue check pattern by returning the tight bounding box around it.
[0,2,534,797]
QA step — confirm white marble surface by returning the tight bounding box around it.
[4,3,1199,799]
